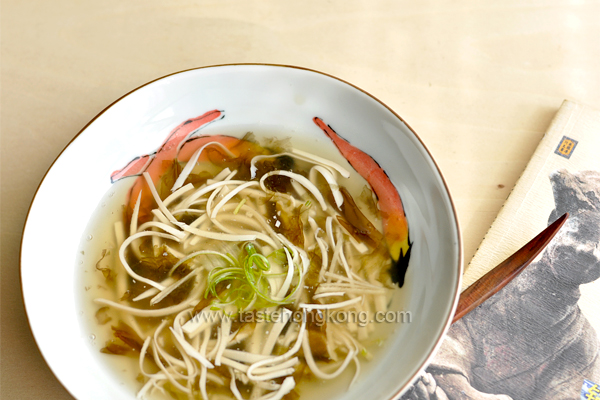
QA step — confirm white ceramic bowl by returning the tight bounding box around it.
[21,64,462,400]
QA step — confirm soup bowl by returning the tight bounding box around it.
[21,64,462,399]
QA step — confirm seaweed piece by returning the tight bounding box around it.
[277,203,304,247]
[303,248,322,298]
[265,199,306,247]
[257,155,296,193]
[159,278,195,307]
[100,342,134,356]
[183,170,213,187]
[95,249,115,283]
[175,211,199,226]
[100,321,144,356]
[207,134,274,181]
[307,330,329,361]
[336,187,383,248]
[192,293,216,316]
[131,249,181,282]
[359,185,379,216]
[121,248,188,302]
[120,284,149,302]
[158,160,183,200]
[265,175,293,193]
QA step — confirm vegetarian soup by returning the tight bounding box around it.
[79,114,411,400]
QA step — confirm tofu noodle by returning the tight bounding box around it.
[92,134,398,400]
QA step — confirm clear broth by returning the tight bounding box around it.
[77,131,406,400]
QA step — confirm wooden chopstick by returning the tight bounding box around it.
[452,212,568,324]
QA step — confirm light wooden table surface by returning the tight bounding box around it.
[2,0,599,398]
